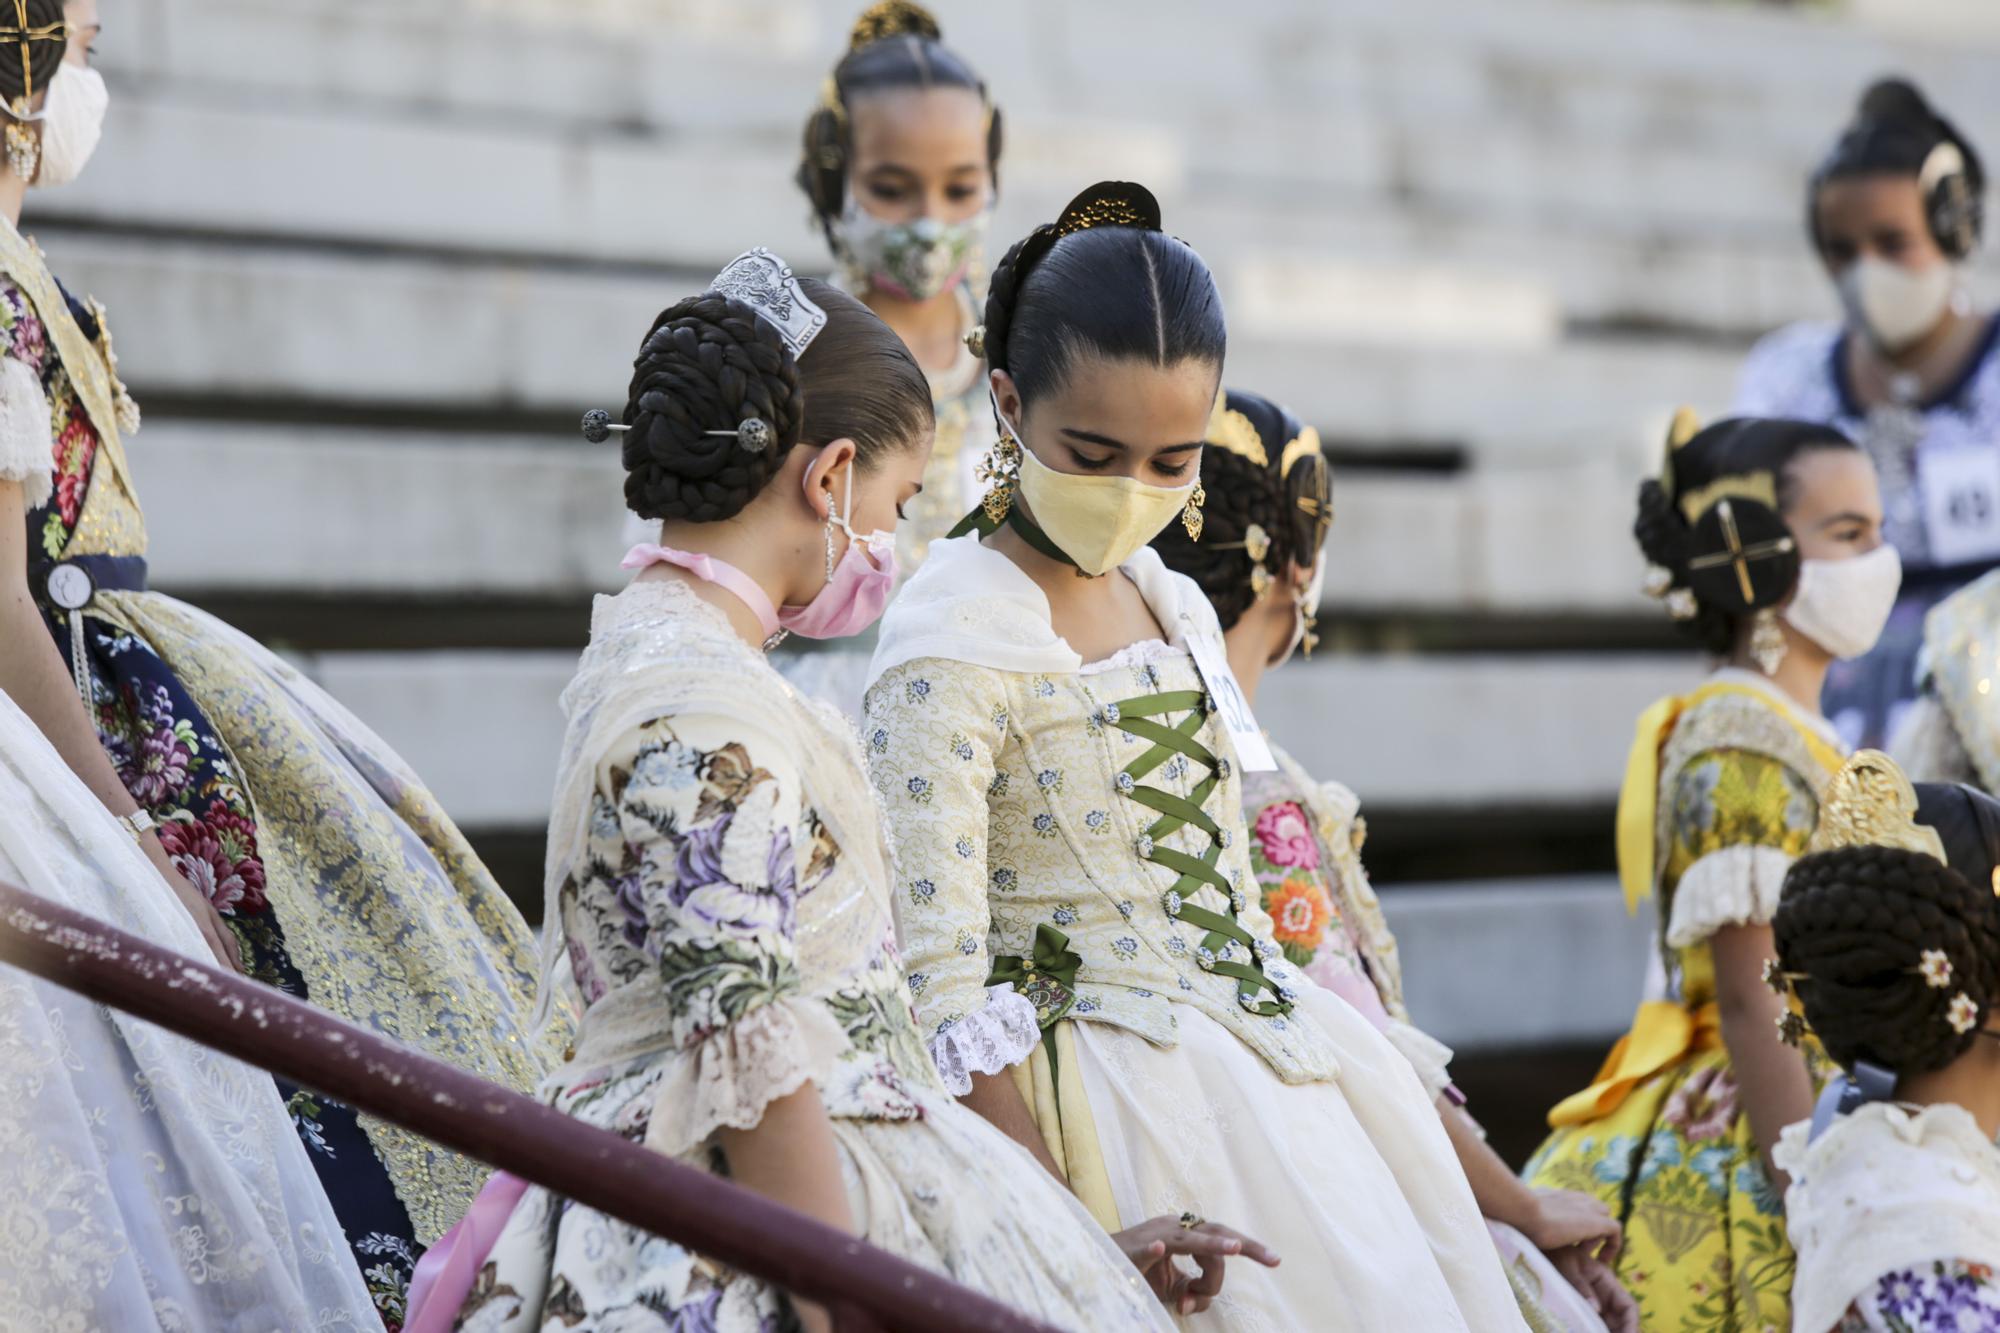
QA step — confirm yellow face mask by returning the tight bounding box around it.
[1013,436,1195,577]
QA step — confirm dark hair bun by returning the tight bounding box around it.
[620,294,805,523]
[1777,838,2000,1077]
[1633,417,1854,658]
[1856,77,1937,130]
[1682,497,1798,617]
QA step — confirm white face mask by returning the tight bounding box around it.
[1782,544,1903,660]
[1837,256,1955,355]
[35,62,106,189]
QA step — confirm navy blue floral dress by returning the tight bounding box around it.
[13,275,422,1328]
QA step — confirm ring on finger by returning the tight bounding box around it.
[1177,1211,1202,1230]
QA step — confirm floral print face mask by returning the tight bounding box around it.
[833,198,991,303]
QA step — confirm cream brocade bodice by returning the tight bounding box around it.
[865,641,1342,1086]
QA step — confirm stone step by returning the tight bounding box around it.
[59,235,1747,460]
[128,422,1662,613]
[1382,877,1651,1049]
[284,647,1700,830]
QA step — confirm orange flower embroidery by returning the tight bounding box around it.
[1265,876,1331,954]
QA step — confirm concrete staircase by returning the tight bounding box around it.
[50,0,2000,1061]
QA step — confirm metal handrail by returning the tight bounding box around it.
[0,880,1066,1333]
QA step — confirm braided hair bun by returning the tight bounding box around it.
[1153,389,1327,631]
[620,294,806,523]
[610,274,932,524]
[1776,783,2000,1076]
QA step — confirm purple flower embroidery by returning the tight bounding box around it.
[124,726,193,805]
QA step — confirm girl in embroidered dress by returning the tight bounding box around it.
[863,182,1525,1331]
[444,250,1271,1333]
[797,1,999,574]
[0,3,555,1321]
[1525,415,1896,1331]
[1769,752,2000,1333]
[1150,386,1637,1333]
[1734,79,1996,749]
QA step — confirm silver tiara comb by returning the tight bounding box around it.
[710,247,827,358]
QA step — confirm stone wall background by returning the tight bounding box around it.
[46,0,2000,1148]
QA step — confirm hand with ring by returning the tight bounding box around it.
[1112,1213,1280,1316]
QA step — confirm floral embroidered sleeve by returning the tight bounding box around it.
[588,711,849,1156]
[863,658,1039,1094]
[1840,1260,2000,1331]
[0,276,51,510]
[1662,747,1819,949]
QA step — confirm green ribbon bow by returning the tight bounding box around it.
[988,923,1082,1029]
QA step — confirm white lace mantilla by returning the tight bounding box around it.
[0,693,377,1327]
[1664,844,1794,948]
[1777,1100,2000,1333]
[929,982,1041,1095]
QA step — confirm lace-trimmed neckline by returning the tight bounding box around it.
[1079,638,1185,676]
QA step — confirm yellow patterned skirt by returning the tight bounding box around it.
[97,588,564,1242]
[1525,1006,1797,1333]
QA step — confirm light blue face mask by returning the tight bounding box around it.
[833,199,991,302]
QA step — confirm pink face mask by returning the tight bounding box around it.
[778,467,898,639]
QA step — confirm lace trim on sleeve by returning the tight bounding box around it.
[927,982,1041,1095]
[1381,1018,1455,1102]
[1665,844,1793,948]
[642,994,852,1158]
[0,354,51,508]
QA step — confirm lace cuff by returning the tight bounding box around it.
[1665,845,1793,948]
[928,983,1041,1095]
[642,994,851,1157]
[1382,1018,1455,1102]
[0,354,51,509]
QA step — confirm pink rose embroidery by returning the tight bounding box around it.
[1254,801,1319,870]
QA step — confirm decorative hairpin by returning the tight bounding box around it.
[1207,396,1268,467]
[1949,992,1982,1035]
[709,248,828,358]
[963,324,986,359]
[1808,751,1950,859]
[580,408,775,453]
[848,0,940,50]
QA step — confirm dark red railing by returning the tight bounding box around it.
[0,881,1065,1333]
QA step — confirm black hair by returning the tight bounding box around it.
[796,2,1001,244]
[983,182,1226,411]
[616,277,932,523]
[1776,783,2000,1076]
[0,1,68,109]
[1152,390,1330,631]
[1811,77,1985,259]
[1634,417,1858,657]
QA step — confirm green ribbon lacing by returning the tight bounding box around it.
[1107,688,1292,1017]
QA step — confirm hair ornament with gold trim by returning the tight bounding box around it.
[847,0,941,51]
[1207,394,1268,467]
[1808,750,1951,861]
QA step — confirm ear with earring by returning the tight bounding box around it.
[1749,608,1788,676]
[977,429,1022,524]
[1181,480,1207,541]
[3,101,34,181]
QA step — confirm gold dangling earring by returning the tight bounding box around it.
[5,98,38,182]
[1181,480,1206,540]
[1749,608,1788,676]
[979,431,1022,524]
